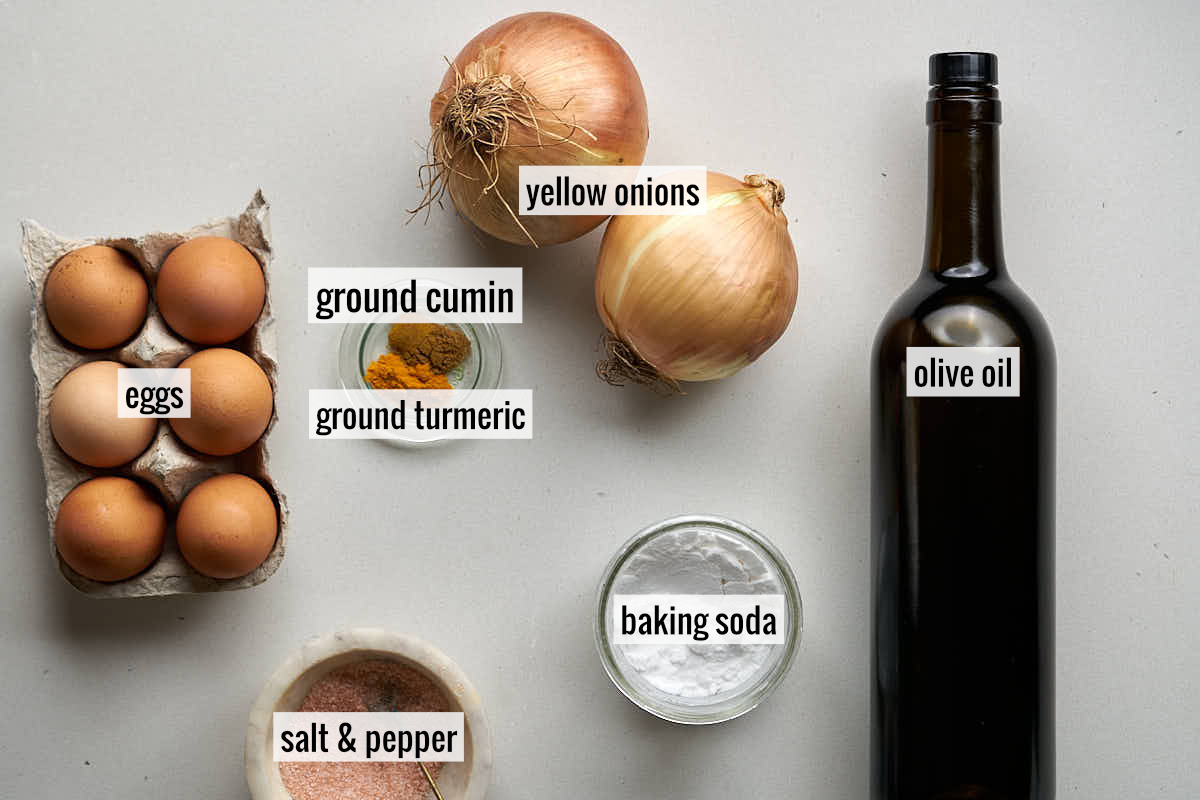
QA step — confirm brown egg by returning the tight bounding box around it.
[170,348,272,455]
[176,474,277,579]
[44,245,149,349]
[50,361,158,467]
[55,477,166,582]
[156,236,265,344]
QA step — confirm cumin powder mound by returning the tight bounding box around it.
[386,323,439,360]
[364,355,451,389]
[387,323,471,373]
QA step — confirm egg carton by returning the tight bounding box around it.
[21,191,288,597]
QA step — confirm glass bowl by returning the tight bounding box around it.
[594,514,803,724]
[337,308,502,448]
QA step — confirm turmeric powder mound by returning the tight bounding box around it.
[364,354,452,389]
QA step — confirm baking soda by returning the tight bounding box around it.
[612,526,782,698]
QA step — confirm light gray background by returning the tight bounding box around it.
[2,1,1197,797]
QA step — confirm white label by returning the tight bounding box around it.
[273,712,464,762]
[116,368,190,418]
[310,389,532,441]
[308,268,522,323]
[610,594,787,645]
[905,347,1020,397]
[518,165,707,215]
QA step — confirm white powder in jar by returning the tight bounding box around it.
[610,525,782,699]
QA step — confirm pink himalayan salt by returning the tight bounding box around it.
[279,659,449,800]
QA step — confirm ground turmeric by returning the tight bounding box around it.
[364,354,452,389]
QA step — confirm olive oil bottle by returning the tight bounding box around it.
[870,53,1055,799]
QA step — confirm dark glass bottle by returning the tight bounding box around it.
[871,53,1055,799]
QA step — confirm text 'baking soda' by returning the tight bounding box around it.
[611,594,787,645]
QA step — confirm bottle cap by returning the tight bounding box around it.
[929,52,998,86]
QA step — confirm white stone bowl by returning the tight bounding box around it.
[245,628,492,799]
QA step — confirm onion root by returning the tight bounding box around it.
[414,49,600,246]
[596,333,683,395]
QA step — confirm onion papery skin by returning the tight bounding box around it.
[595,172,799,383]
[428,12,649,246]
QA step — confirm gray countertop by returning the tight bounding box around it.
[1,1,1197,797]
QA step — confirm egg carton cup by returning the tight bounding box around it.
[21,191,288,598]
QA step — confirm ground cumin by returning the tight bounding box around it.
[387,323,471,373]
[364,355,451,389]
[386,323,439,360]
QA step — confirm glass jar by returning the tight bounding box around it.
[336,279,503,448]
[594,514,803,724]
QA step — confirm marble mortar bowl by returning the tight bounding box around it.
[245,628,492,799]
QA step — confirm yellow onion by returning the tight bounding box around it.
[595,172,798,389]
[423,12,649,246]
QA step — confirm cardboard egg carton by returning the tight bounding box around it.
[21,191,288,597]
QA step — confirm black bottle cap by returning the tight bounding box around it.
[929,52,998,86]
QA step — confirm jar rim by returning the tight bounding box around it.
[593,514,803,724]
[335,292,504,449]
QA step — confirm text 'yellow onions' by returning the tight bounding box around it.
[595,172,799,390]
[422,12,649,246]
